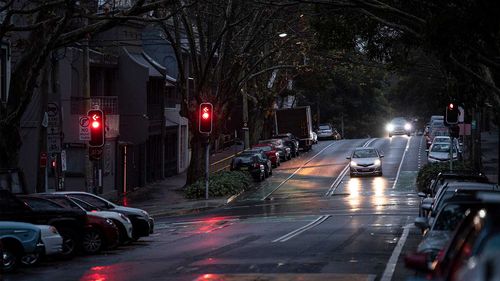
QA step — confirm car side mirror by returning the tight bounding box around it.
[346,156,351,159]
[417,192,427,198]
[414,217,429,230]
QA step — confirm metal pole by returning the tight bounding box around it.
[242,87,250,149]
[205,141,210,200]
[450,136,453,171]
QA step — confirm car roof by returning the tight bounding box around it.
[445,182,498,189]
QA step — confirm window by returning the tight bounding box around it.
[69,194,109,209]
[23,197,63,210]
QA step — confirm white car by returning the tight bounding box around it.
[41,194,134,243]
[347,147,384,177]
[21,225,63,266]
[56,192,154,240]
[427,142,458,163]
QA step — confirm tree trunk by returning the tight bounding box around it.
[186,133,207,186]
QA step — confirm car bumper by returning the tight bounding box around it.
[130,216,152,238]
[42,234,63,256]
[350,166,381,175]
[317,133,334,139]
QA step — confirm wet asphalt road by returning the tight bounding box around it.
[3,136,427,281]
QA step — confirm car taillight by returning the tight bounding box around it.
[254,162,260,168]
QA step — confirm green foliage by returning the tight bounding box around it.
[416,161,472,192]
[184,170,252,199]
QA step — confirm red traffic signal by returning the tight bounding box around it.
[88,109,105,147]
[199,103,213,134]
[445,103,459,125]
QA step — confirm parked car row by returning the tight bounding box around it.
[0,190,154,272]
[424,115,463,163]
[231,132,314,181]
[405,170,500,281]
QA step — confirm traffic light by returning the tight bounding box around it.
[199,103,213,134]
[88,109,105,147]
[445,103,459,125]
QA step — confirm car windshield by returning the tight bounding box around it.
[431,143,456,153]
[352,149,378,158]
[319,125,331,130]
[433,204,469,231]
[392,118,406,124]
[434,137,450,143]
[257,146,272,152]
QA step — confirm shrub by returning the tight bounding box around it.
[416,161,472,192]
[184,170,253,199]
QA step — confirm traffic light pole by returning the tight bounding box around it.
[449,137,453,171]
[205,140,210,200]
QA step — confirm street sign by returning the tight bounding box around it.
[89,147,103,161]
[79,116,90,141]
[61,150,67,172]
[47,135,61,154]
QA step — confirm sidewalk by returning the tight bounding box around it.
[114,143,245,218]
[481,130,499,183]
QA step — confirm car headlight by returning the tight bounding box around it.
[350,161,357,167]
[140,210,150,217]
[374,159,381,166]
[386,124,394,132]
[404,123,412,130]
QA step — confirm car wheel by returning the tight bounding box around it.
[113,220,130,245]
[2,243,20,272]
[58,228,78,259]
[264,167,269,178]
[82,228,103,254]
[269,165,273,176]
[21,253,40,266]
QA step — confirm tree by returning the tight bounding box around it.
[0,0,179,169]
[156,0,306,185]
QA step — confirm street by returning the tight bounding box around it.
[6,136,427,281]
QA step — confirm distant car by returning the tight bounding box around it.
[252,143,280,167]
[347,147,384,177]
[53,192,154,241]
[231,150,270,181]
[259,139,291,160]
[427,142,459,163]
[0,221,44,272]
[273,133,300,157]
[38,194,133,244]
[316,123,337,140]
[386,117,412,137]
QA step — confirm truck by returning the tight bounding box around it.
[274,106,314,151]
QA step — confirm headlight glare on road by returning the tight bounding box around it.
[350,161,357,167]
[404,123,412,130]
[374,159,381,166]
[386,123,394,132]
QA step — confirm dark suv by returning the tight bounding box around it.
[231,149,272,181]
[0,190,86,258]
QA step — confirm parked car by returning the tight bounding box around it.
[406,203,500,281]
[0,221,44,272]
[347,147,384,177]
[386,117,412,137]
[19,195,119,254]
[231,149,272,181]
[316,123,340,140]
[54,191,154,241]
[427,171,489,196]
[38,194,133,244]
[427,141,459,163]
[21,224,63,266]
[0,190,86,258]
[252,143,280,167]
[259,139,291,160]
[272,133,300,157]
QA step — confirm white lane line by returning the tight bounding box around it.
[392,137,411,189]
[261,141,338,200]
[380,224,413,281]
[325,138,378,197]
[272,215,331,243]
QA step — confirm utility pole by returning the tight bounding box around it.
[242,87,249,149]
[83,35,93,193]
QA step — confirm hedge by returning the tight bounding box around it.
[416,161,473,192]
[185,170,253,199]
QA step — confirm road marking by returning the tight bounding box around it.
[392,137,411,189]
[380,223,413,281]
[324,138,378,197]
[272,215,331,242]
[261,141,339,200]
